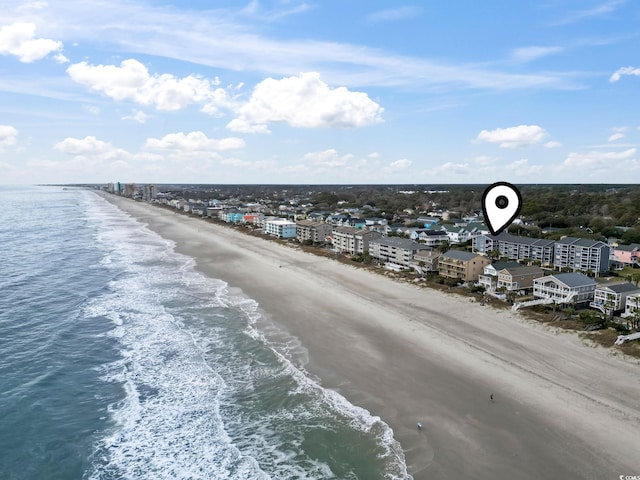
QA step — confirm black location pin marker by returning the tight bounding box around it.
[482,182,522,236]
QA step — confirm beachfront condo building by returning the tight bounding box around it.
[438,250,491,282]
[533,273,596,305]
[473,232,555,266]
[295,220,333,244]
[368,237,430,268]
[553,237,610,275]
[331,227,382,255]
[265,219,297,238]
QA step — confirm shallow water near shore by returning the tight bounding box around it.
[0,186,409,480]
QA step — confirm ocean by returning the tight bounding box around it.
[0,186,409,480]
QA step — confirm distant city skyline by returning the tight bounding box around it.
[1,0,639,184]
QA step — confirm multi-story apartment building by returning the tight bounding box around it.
[553,237,610,275]
[265,218,297,238]
[295,220,333,244]
[473,232,555,265]
[369,237,430,267]
[533,273,596,305]
[438,251,491,282]
[332,227,382,255]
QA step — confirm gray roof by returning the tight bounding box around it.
[483,232,554,247]
[548,272,596,288]
[420,229,449,236]
[442,250,480,261]
[490,261,521,270]
[500,265,545,275]
[555,236,580,245]
[598,283,640,294]
[371,237,428,250]
[333,226,359,234]
[573,238,607,248]
[615,243,640,252]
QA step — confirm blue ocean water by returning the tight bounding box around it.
[0,186,409,480]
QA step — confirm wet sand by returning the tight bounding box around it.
[101,193,640,480]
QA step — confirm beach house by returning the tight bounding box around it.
[438,251,491,282]
[477,261,520,292]
[622,293,640,319]
[611,243,640,267]
[533,272,596,305]
[590,283,640,315]
[496,265,545,292]
[410,250,441,274]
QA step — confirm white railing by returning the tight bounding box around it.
[615,332,640,345]
[512,289,577,311]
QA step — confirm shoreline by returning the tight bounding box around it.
[99,193,640,480]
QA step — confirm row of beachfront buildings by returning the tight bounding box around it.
[161,200,640,317]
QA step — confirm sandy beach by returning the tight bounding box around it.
[101,193,640,480]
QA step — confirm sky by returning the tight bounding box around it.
[1,0,640,184]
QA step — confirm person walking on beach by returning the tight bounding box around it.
[490,394,494,402]
[417,421,423,430]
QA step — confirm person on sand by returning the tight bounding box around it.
[490,394,494,401]
[417,421,423,430]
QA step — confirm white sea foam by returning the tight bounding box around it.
[83,193,410,480]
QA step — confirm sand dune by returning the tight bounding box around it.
[101,193,640,480]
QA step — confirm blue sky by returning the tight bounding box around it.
[1,0,640,184]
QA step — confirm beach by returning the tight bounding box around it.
[101,193,640,480]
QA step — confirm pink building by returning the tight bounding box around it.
[612,243,640,266]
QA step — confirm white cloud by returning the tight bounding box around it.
[473,155,497,166]
[366,6,423,23]
[67,59,226,111]
[429,161,469,175]
[609,66,640,82]
[368,152,380,158]
[53,135,136,166]
[0,125,19,147]
[304,149,353,167]
[225,118,271,134]
[608,132,624,142]
[144,131,245,151]
[553,0,626,26]
[562,148,637,168]
[505,158,543,176]
[83,104,100,115]
[227,72,383,133]
[53,53,69,64]
[476,125,547,148]
[54,135,113,155]
[122,110,150,124]
[544,141,562,148]
[0,22,62,62]
[384,158,411,172]
[510,46,563,63]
